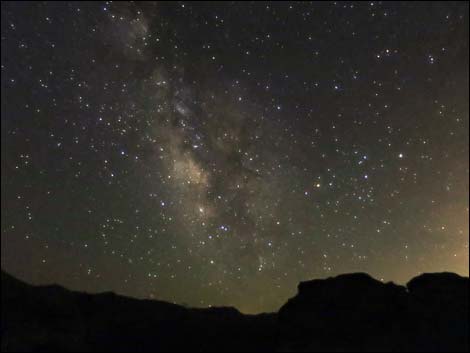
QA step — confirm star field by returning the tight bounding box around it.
[1,1,469,313]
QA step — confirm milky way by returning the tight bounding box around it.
[1,2,469,313]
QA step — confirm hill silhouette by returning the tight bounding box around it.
[1,270,468,352]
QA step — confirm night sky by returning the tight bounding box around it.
[1,1,469,314]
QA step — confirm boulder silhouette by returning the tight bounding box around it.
[278,273,409,351]
[1,270,468,352]
[406,272,469,352]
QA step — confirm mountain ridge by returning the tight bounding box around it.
[2,270,468,352]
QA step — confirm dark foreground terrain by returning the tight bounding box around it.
[1,270,468,352]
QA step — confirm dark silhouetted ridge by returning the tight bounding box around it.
[1,270,468,352]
